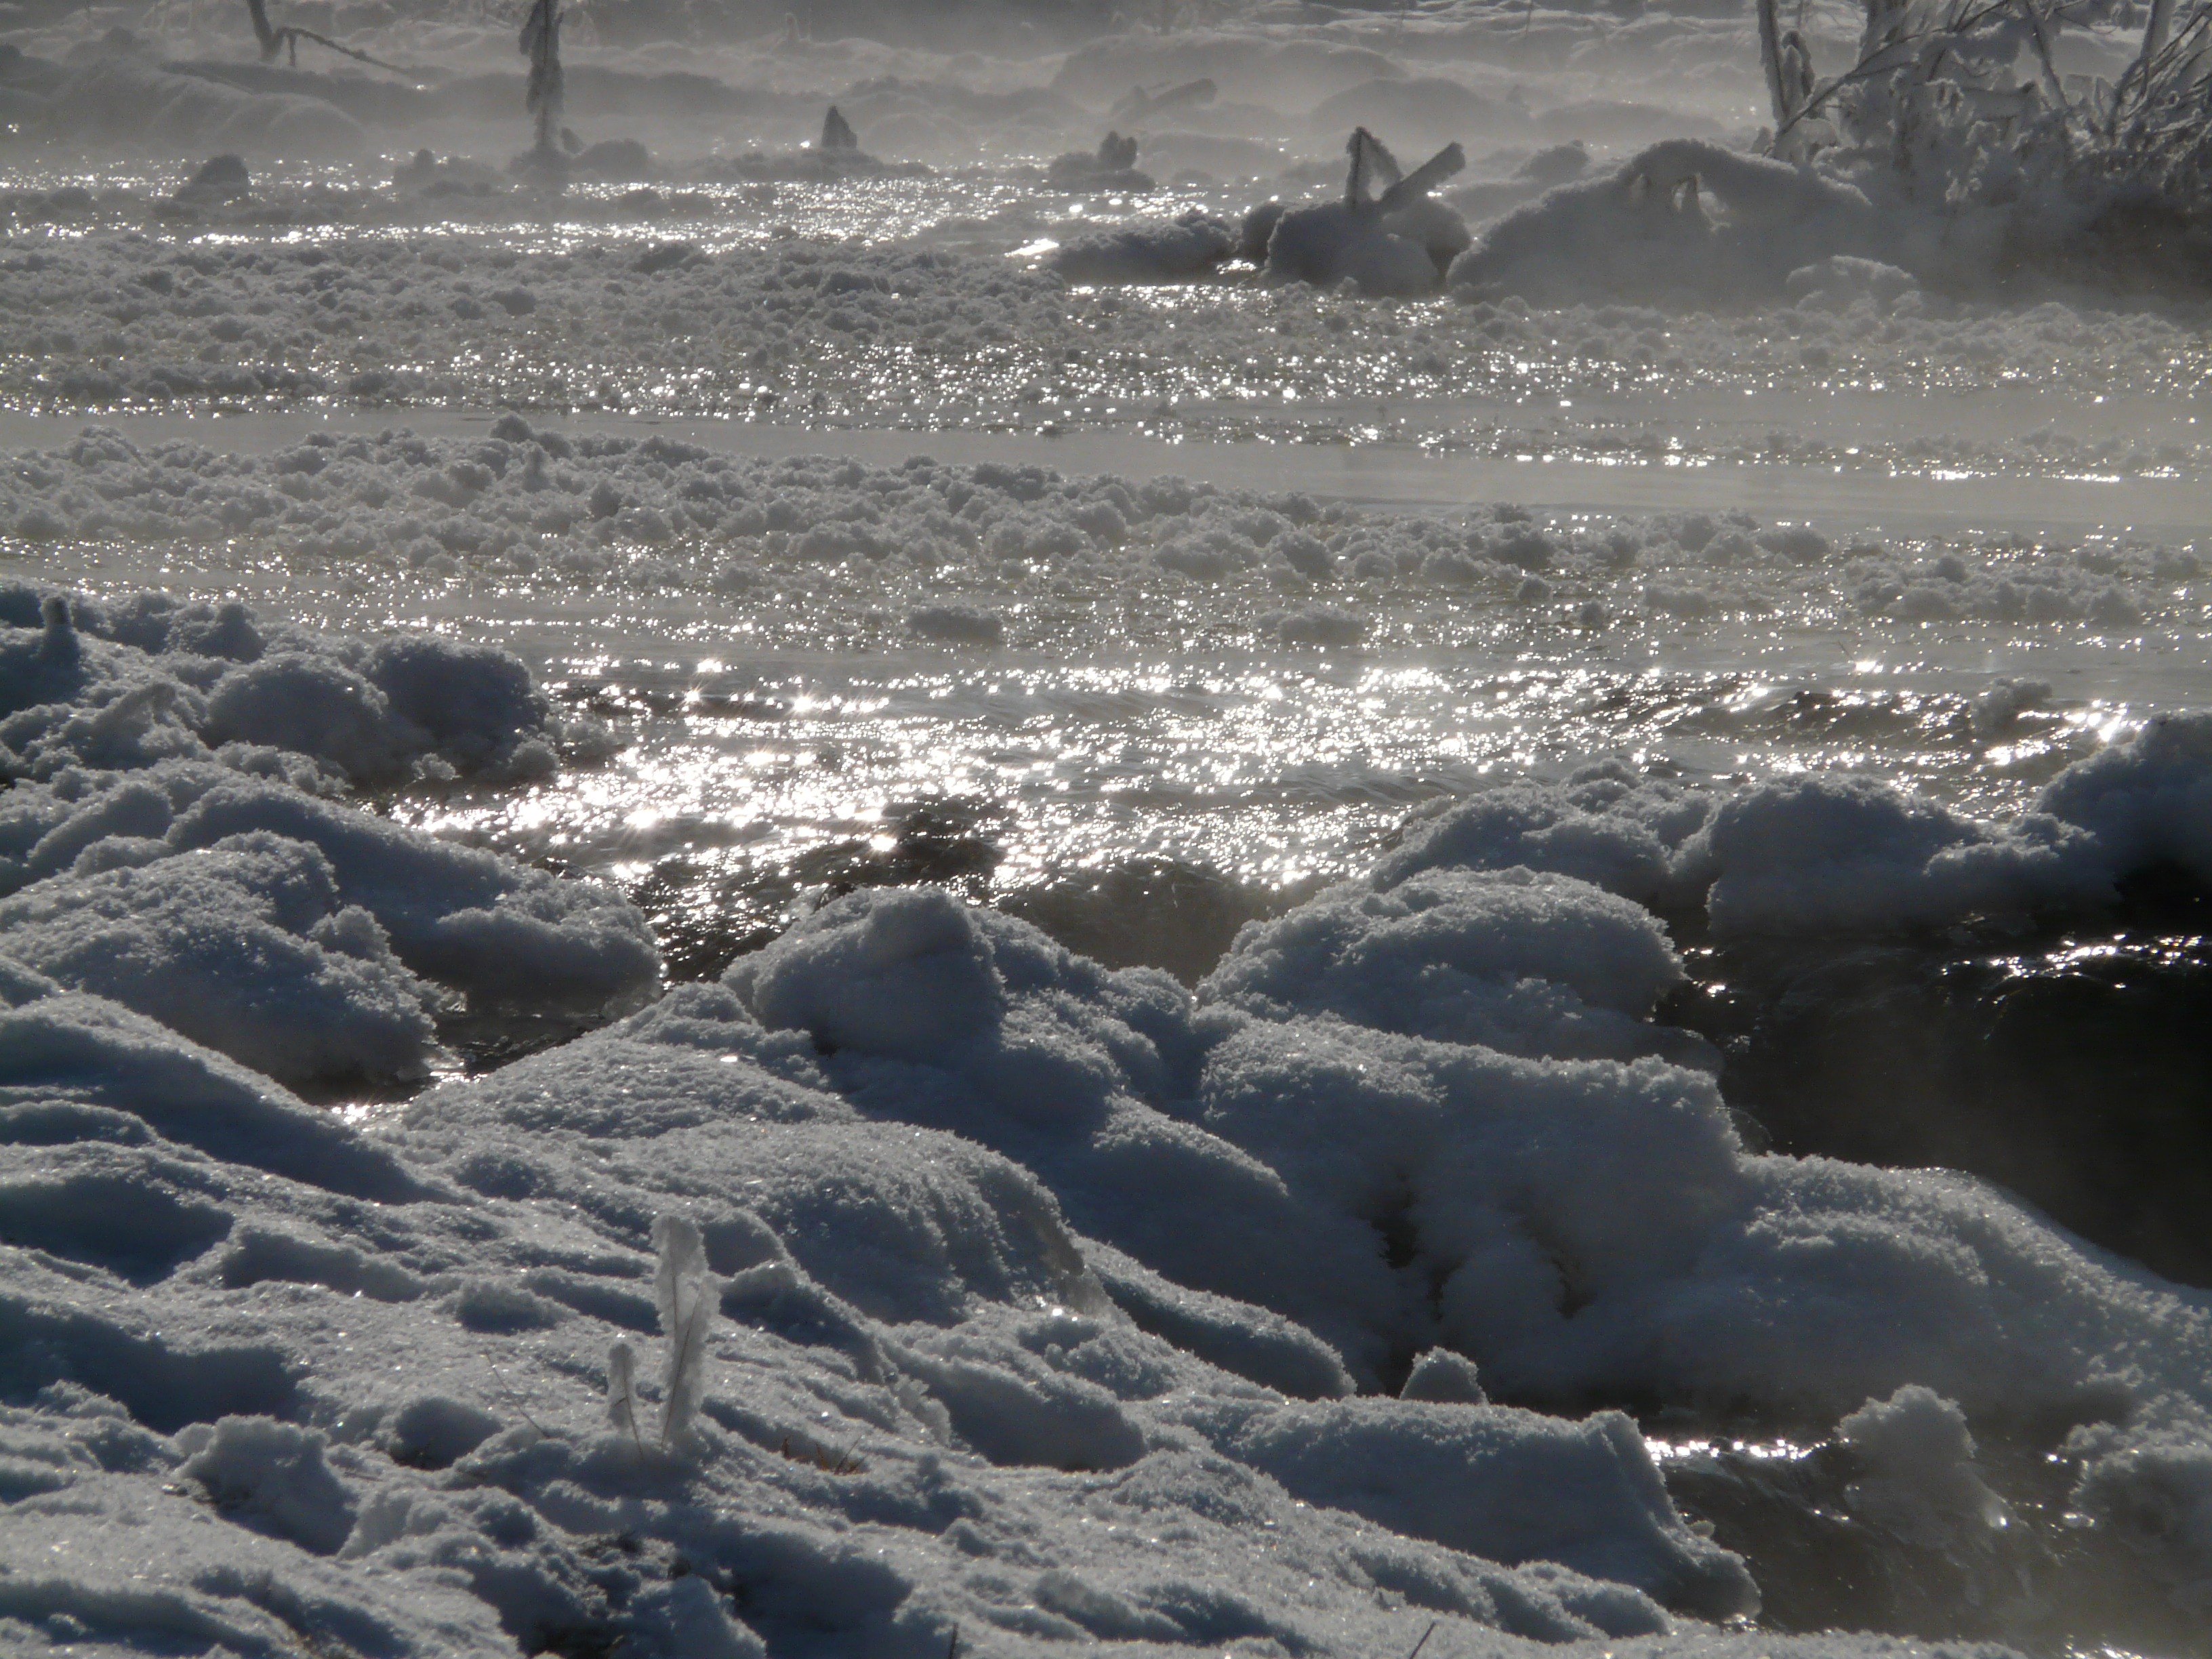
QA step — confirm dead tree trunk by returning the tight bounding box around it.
[1757,0,1795,131]
[521,0,565,159]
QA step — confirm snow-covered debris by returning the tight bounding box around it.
[650,1213,714,1450]
[1266,127,1470,296]
[518,0,565,166]
[1046,129,1153,191]
[171,154,249,208]
[1052,210,1237,283]
[1450,139,1877,306]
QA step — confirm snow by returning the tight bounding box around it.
[1832,1385,2010,1550]
[2039,710,2212,886]
[1450,140,1877,307]
[1682,773,2110,937]
[0,831,443,1089]
[2,224,2207,483]
[0,571,562,788]
[1363,741,2212,941]
[1052,211,1235,284]
[0,3,2209,1652]
[1,430,2196,682]
[1198,867,1697,1063]
[0,584,657,1085]
[7,705,2212,1651]
[43,58,369,157]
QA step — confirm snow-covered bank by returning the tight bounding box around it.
[7,0,2212,1643]
[0,582,655,1090]
[0,4,1760,171]
[4,552,2212,1652]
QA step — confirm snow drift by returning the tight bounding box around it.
[4,556,2212,1654]
[0,586,657,1087]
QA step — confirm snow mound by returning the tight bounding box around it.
[1366,728,2212,939]
[0,578,558,788]
[0,831,442,1089]
[0,765,656,1029]
[1206,1399,1755,1618]
[1052,212,1235,284]
[1681,772,2111,937]
[2041,710,2212,885]
[0,987,420,1199]
[1199,867,1693,1062]
[43,58,367,157]
[1374,762,1715,904]
[0,586,653,1078]
[1450,140,1877,306]
[167,780,657,1019]
[1835,1385,2009,1551]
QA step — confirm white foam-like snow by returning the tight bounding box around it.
[0,830,442,1088]
[1199,867,1697,1062]
[2039,710,2212,886]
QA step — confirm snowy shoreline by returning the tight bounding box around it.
[2,544,2211,1654]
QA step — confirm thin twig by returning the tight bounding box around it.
[1407,1620,1439,1659]
[273,26,411,73]
[661,1294,709,1447]
[484,1355,548,1435]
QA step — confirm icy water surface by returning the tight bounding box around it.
[18,406,2205,947]
[7,162,2212,477]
